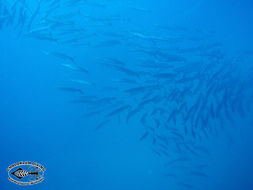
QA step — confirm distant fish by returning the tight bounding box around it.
[126,106,143,123]
[195,164,208,169]
[27,34,58,43]
[58,87,83,94]
[106,105,130,116]
[76,66,89,74]
[165,157,190,166]
[100,57,126,66]
[140,113,148,126]
[177,182,195,189]
[153,72,176,79]
[103,64,140,78]
[113,78,138,84]
[71,79,94,86]
[42,51,75,63]
[139,131,149,141]
[131,32,171,41]
[61,63,77,71]
[152,148,161,156]
[188,171,208,178]
[129,7,151,13]
[125,85,160,94]
[26,0,41,31]
[70,99,95,104]
[163,173,177,179]
[95,40,122,47]
[83,110,102,117]
[95,120,109,130]
[84,1,106,9]
[193,145,210,155]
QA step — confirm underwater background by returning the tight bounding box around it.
[0,0,253,189]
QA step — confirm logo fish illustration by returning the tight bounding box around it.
[7,161,45,185]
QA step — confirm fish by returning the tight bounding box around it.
[125,85,160,94]
[100,57,126,66]
[125,86,147,94]
[193,145,210,155]
[139,131,149,141]
[42,51,75,63]
[140,113,148,126]
[163,173,178,179]
[177,182,195,189]
[188,171,208,178]
[71,79,93,86]
[129,7,151,13]
[126,106,143,123]
[154,118,160,128]
[27,34,59,43]
[61,63,77,70]
[26,0,41,31]
[164,157,190,166]
[58,87,83,94]
[152,149,161,156]
[139,96,159,107]
[156,135,169,146]
[108,64,140,78]
[83,110,103,117]
[131,32,175,42]
[114,78,138,84]
[153,72,176,79]
[76,66,89,74]
[106,105,130,117]
[95,120,109,130]
[95,40,122,47]
[170,131,184,141]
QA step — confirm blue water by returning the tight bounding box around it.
[1,0,253,190]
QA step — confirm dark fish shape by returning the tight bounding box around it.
[83,110,103,117]
[26,0,41,31]
[165,157,189,166]
[153,72,176,79]
[77,66,89,74]
[28,34,58,43]
[140,113,148,126]
[125,86,147,94]
[95,120,109,130]
[170,131,184,141]
[139,131,149,141]
[109,64,140,78]
[70,99,95,104]
[188,171,208,178]
[177,182,195,189]
[117,78,138,84]
[156,135,169,146]
[139,96,160,107]
[126,106,143,123]
[163,173,177,179]
[106,105,130,117]
[43,51,75,63]
[95,40,122,47]
[129,7,151,13]
[152,148,161,156]
[154,118,160,128]
[102,57,126,66]
[193,145,210,155]
[58,87,83,94]
[125,85,160,94]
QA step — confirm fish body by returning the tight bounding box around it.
[58,87,83,94]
